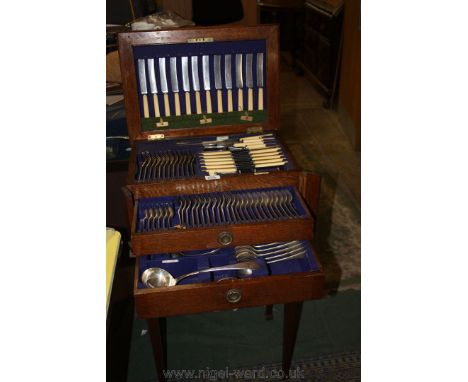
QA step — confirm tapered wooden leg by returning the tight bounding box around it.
[265,304,274,320]
[147,318,167,382]
[282,302,303,377]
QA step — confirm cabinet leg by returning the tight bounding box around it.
[147,317,167,382]
[265,304,274,320]
[282,302,303,377]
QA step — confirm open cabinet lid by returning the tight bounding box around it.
[118,25,280,144]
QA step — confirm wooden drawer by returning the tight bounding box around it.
[130,184,314,255]
[134,241,325,318]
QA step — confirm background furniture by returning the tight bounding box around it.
[296,0,344,108]
[338,0,360,149]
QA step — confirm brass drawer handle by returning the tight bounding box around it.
[218,231,233,246]
[226,289,242,303]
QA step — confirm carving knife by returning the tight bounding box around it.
[181,56,192,115]
[214,55,223,113]
[224,54,233,112]
[202,55,212,114]
[257,53,264,111]
[147,58,160,118]
[137,59,149,118]
[169,57,181,116]
[246,53,254,111]
[191,56,202,114]
[158,57,171,116]
[235,54,244,111]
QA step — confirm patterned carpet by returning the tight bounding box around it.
[165,351,361,381]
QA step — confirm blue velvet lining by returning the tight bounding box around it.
[136,186,308,232]
[133,40,267,118]
[137,240,319,289]
[134,132,294,181]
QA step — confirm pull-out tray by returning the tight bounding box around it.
[130,185,315,255]
[134,240,324,317]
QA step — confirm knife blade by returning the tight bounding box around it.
[214,55,223,113]
[147,58,160,118]
[235,54,244,111]
[138,59,149,118]
[170,57,181,116]
[202,55,212,114]
[191,56,202,114]
[224,54,233,112]
[181,56,192,115]
[246,53,254,111]
[158,57,171,116]
[257,53,264,111]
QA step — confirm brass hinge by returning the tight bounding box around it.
[246,126,263,134]
[147,134,165,141]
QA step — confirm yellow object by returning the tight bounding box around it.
[106,228,121,315]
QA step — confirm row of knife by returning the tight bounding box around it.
[137,52,265,119]
[138,188,302,232]
[135,134,288,181]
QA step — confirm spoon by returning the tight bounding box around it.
[141,260,260,288]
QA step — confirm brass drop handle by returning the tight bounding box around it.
[226,289,242,303]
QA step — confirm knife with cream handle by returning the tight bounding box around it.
[137,59,149,118]
[147,58,160,118]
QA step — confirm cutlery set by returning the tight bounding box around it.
[138,188,302,232]
[140,240,312,288]
[136,150,197,181]
[198,134,287,175]
[137,52,265,118]
[177,189,300,229]
[139,203,175,232]
[135,134,289,181]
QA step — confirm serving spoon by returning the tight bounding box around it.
[141,261,260,288]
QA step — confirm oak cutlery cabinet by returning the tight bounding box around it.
[118,24,325,380]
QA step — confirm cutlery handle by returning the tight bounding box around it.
[142,94,149,118]
[152,94,160,118]
[205,90,212,114]
[217,89,223,113]
[233,142,266,148]
[238,89,243,111]
[248,88,253,111]
[185,92,192,115]
[195,91,202,114]
[258,87,264,111]
[175,261,260,284]
[254,161,286,168]
[201,160,235,165]
[163,93,171,116]
[227,89,233,112]
[174,92,181,116]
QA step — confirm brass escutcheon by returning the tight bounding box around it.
[218,231,233,246]
[226,289,242,303]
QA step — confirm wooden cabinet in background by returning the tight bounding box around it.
[297,0,344,108]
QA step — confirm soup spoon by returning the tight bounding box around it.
[141,261,260,288]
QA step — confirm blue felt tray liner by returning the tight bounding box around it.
[133,40,267,118]
[136,185,308,232]
[137,240,319,289]
[134,132,294,181]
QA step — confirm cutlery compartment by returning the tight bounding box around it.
[130,132,296,183]
[130,185,315,255]
[134,240,324,317]
[132,39,268,130]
